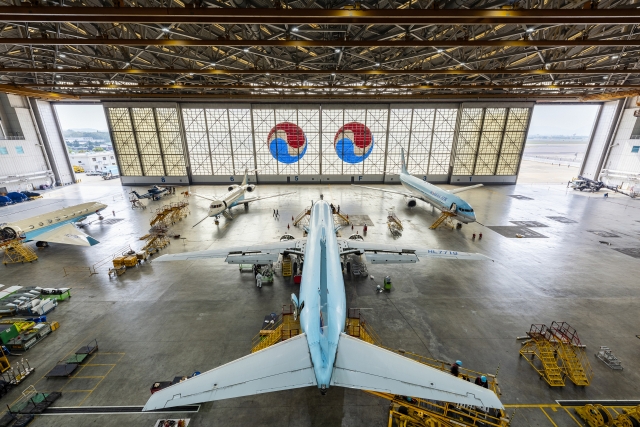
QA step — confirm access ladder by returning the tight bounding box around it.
[429,211,456,230]
[549,321,592,386]
[519,324,565,386]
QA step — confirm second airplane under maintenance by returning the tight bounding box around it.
[354,149,483,229]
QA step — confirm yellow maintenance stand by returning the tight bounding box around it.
[1,239,38,265]
[519,322,592,387]
[251,307,509,427]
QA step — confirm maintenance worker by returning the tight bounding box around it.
[450,360,462,377]
[256,271,263,288]
[475,375,489,388]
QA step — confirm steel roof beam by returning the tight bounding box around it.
[3,7,640,25]
[1,37,637,48]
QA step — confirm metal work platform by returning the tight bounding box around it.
[519,322,592,387]
[1,240,38,265]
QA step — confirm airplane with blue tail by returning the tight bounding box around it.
[354,148,483,229]
[0,202,107,246]
[143,199,503,412]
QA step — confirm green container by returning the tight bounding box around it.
[0,324,19,345]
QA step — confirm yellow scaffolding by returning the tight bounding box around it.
[1,239,38,265]
[519,324,565,387]
[548,321,592,386]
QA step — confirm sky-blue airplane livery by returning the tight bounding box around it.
[143,200,503,411]
[354,148,483,228]
[0,201,107,246]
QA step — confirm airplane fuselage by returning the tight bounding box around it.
[399,172,476,224]
[298,201,346,390]
[207,185,250,217]
[0,202,107,241]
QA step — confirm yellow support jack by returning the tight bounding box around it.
[429,211,456,230]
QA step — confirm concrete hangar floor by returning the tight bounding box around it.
[0,173,639,427]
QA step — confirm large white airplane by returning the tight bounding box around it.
[143,200,503,412]
[354,149,483,229]
[0,202,107,246]
[193,169,294,226]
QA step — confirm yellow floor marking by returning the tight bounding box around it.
[77,360,119,406]
[551,407,557,412]
[564,407,584,426]
[540,408,559,427]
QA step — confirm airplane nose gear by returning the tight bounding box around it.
[320,385,327,395]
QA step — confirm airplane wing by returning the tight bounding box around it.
[352,184,413,198]
[34,223,99,246]
[241,191,296,204]
[448,184,484,194]
[339,239,492,262]
[143,334,316,410]
[191,193,218,202]
[153,239,304,263]
[332,333,504,409]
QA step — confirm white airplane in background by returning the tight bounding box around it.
[0,202,107,246]
[354,149,483,229]
[192,169,295,226]
[143,200,502,412]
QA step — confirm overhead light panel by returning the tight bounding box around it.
[335,48,341,53]
[612,55,619,59]
[243,48,249,52]
[375,62,380,66]
[292,27,299,32]
[526,28,534,33]
[59,53,66,58]
[162,27,170,32]
[436,49,444,53]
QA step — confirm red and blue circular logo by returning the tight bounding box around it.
[268,122,307,164]
[334,122,374,164]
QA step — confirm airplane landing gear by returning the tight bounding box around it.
[214,216,220,225]
[456,222,463,229]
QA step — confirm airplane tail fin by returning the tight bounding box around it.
[143,334,316,411]
[331,333,504,410]
[241,169,248,186]
[400,148,408,174]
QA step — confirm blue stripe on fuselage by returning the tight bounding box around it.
[22,215,90,241]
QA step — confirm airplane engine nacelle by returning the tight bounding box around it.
[406,199,417,208]
[246,184,256,192]
[228,185,238,192]
[0,226,20,241]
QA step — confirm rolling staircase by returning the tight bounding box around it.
[549,321,592,386]
[519,324,565,386]
[429,211,455,230]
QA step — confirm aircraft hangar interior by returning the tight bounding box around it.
[1,2,640,427]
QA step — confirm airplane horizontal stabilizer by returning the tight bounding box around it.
[143,334,316,411]
[35,223,99,246]
[331,333,504,410]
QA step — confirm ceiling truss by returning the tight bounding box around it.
[1,1,639,101]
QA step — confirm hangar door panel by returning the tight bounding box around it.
[106,107,142,176]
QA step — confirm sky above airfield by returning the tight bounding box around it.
[528,104,600,137]
[55,104,109,131]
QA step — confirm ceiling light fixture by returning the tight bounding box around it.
[335,48,341,53]
[59,53,66,58]
[526,28,534,33]
[375,62,380,66]
[331,73,336,76]
[292,27,299,32]
[436,49,444,53]
[162,27,170,32]
[243,48,249,52]
[612,55,619,59]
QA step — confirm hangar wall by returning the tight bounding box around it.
[103,101,533,186]
[0,94,72,193]
[597,97,640,191]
